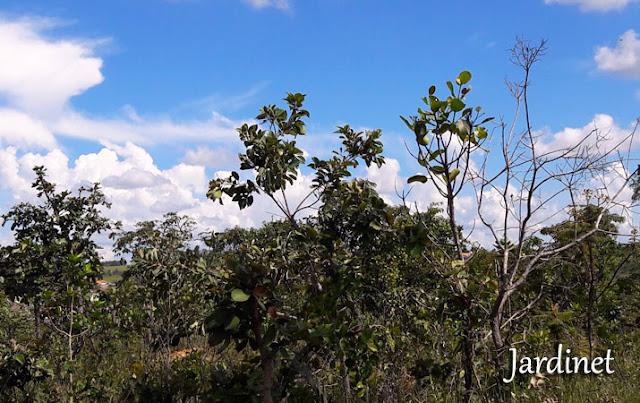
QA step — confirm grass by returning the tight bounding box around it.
[102,265,127,282]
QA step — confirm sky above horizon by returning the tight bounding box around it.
[0,0,639,257]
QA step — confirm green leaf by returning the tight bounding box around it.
[428,85,436,95]
[399,115,413,130]
[456,71,472,85]
[208,330,228,347]
[264,326,277,346]
[231,288,250,302]
[225,316,240,331]
[475,126,488,140]
[366,339,378,352]
[429,149,443,161]
[408,175,428,184]
[450,99,465,112]
[446,81,454,95]
[448,169,461,182]
[14,353,25,365]
[414,122,427,137]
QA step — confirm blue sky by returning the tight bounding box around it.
[0,0,639,254]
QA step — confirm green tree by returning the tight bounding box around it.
[541,201,627,359]
[111,212,218,396]
[0,166,114,340]
[401,70,491,400]
[0,166,115,391]
[206,93,387,402]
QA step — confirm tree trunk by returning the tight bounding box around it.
[260,343,275,403]
[69,293,75,385]
[586,243,595,361]
[340,344,351,402]
[252,298,274,403]
[490,290,509,402]
[33,300,42,340]
[461,315,474,403]
[447,191,474,402]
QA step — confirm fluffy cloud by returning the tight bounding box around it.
[0,17,104,116]
[365,158,403,202]
[0,18,246,149]
[544,0,637,11]
[242,0,291,11]
[0,142,322,257]
[0,144,163,219]
[102,168,170,189]
[0,147,33,200]
[0,109,56,150]
[165,164,208,194]
[182,145,238,169]
[0,15,309,257]
[595,30,640,79]
[365,158,484,243]
[536,114,638,155]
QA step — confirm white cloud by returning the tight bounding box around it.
[51,109,242,146]
[182,145,238,169]
[0,17,246,149]
[242,0,291,11]
[536,114,637,155]
[165,163,208,194]
[365,158,403,203]
[0,109,56,150]
[102,168,170,189]
[544,0,637,11]
[0,15,312,255]
[0,17,104,116]
[0,142,321,257]
[0,147,33,200]
[595,30,640,79]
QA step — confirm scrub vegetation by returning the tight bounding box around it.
[1,39,640,402]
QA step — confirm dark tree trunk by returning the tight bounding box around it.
[33,300,42,340]
[490,289,510,402]
[252,298,274,403]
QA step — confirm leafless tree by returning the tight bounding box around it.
[471,38,640,382]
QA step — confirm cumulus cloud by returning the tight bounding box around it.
[242,0,291,11]
[0,15,311,255]
[164,163,208,194]
[544,0,637,11]
[536,114,638,155]
[182,145,238,169]
[102,168,170,189]
[365,158,403,203]
[0,142,321,257]
[595,30,640,79]
[0,18,246,150]
[0,17,104,116]
[0,147,33,200]
[0,109,56,150]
